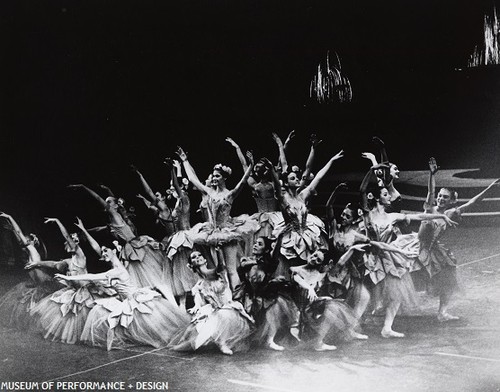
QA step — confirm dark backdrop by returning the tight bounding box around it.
[0,0,499,258]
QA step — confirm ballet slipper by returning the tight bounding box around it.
[381,328,405,338]
[218,343,233,355]
[290,327,301,342]
[437,312,460,322]
[267,340,285,351]
[351,331,369,340]
[314,343,337,351]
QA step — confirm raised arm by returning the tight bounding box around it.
[325,182,348,224]
[372,136,389,164]
[225,137,249,172]
[98,184,115,198]
[44,217,73,245]
[170,160,184,198]
[130,164,156,201]
[361,152,378,167]
[0,213,41,263]
[424,157,439,212]
[68,184,107,209]
[228,151,255,200]
[456,179,500,213]
[301,150,344,201]
[261,157,283,204]
[74,217,101,257]
[0,212,28,246]
[272,132,289,174]
[300,134,321,187]
[176,146,211,195]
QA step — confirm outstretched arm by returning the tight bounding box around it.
[68,184,107,209]
[74,217,101,257]
[456,179,500,213]
[176,146,211,195]
[301,150,344,201]
[130,165,156,201]
[55,271,108,283]
[395,212,457,227]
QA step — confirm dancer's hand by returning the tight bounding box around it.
[443,215,458,227]
[334,182,348,192]
[372,136,385,147]
[332,150,344,161]
[225,137,239,148]
[429,157,439,175]
[310,133,322,148]
[284,130,296,147]
[67,184,83,189]
[24,261,38,270]
[361,152,377,163]
[172,159,182,171]
[74,217,85,231]
[245,150,254,166]
[176,146,188,162]
[44,217,59,224]
[271,132,283,146]
[54,273,69,282]
[307,287,318,302]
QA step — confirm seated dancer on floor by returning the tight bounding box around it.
[0,212,61,329]
[290,249,368,351]
[56,245,190,351]
[168,251,254,355]
[68,183,175,303]
[29,217,115,344]
[234,236,299,351]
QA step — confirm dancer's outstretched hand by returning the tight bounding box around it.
[176,146,188,162]
[44,217,58,224]
[332,150,344,161]
[429,157,439,175]
[225,137,239,148]
[372,136,385,147]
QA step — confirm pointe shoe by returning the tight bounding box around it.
[381,328,405,338]
[290,327,301,342]
[219,344,233,355]
[267,341,285,351]
[437,313,460,322]
[351,332,369,340]
[314,343,337,351]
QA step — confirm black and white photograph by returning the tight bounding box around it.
[0,1,499,391]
